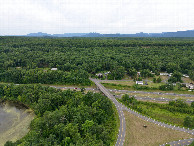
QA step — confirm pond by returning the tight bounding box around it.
[0,102,34,145]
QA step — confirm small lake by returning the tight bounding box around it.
[0,102,34,145]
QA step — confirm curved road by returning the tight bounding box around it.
[160,138,194,146]
[51,82,194,145]
[90,79,126,146]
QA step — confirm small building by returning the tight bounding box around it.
[172,83,176,86]
[96,73,103,78]
[136,81,143,85]
[160,73,169,76]
[183,74,189,78]
[51,68,58,71]
[185,83,194,90]
[189,85,194,89]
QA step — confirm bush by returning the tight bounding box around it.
[159,84,174,91]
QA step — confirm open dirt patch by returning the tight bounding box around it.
[0,102,35,146]
[124,111,194,146]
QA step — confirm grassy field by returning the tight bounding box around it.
[119,99,194,127]
[123,111,194,146]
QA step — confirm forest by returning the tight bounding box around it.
[0,37,194,84]
[0,84,118,145]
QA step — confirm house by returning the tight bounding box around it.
[96,73,103,78]
[185,83,194,90]
[189,85,194,89]
[188,83,194,90]
[160,73,169,76]
[51,68,58,71]
[136,81,143,85]
[183,74,189,78]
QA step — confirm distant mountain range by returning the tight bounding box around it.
[20,30,194,37]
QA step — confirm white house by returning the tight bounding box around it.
[136,81,143,85]
[51,68,58,71]
[186,83,194,90]
[160,73,169,76]
[96,73,103,77]
[183,74,189,78]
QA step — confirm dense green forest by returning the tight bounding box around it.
[0,84,118,145]
[0,37,194,84]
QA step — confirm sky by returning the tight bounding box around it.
[0,0,194,35]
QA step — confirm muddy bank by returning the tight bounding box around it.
[0,101,35,146]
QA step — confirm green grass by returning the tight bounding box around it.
[118,99,194,128]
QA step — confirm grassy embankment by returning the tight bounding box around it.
[123,111,194,146]
[118,99,194,128]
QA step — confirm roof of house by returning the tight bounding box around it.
[51,68,58,70]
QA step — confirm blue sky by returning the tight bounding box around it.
[0,0,194,35]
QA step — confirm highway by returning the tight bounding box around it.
[90,78,126,146]
[50,86,193,104]
[114,94,193,104]
[51,83,194,145]
[110,89,194,98]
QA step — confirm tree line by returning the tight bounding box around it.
[0,37,194,83]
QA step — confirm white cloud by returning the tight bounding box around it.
[0,0,194,35]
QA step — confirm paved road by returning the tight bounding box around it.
[109,89,194,98]
[51,83,194,145]
[90,78,126,146]
[50,86,193,103]
[114,94,193,104]
[160,138,194,146]
[50,86,194,104]
[49,86,98,92]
